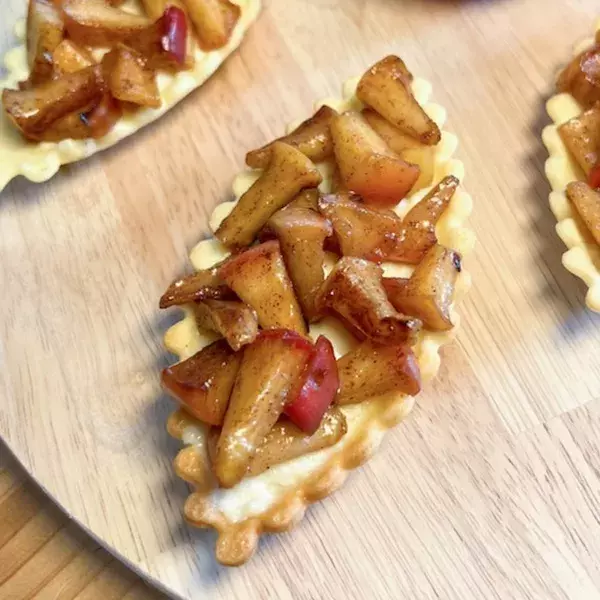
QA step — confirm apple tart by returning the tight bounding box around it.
[543,19,600,310]
[0,0,260,191]
[160,56,475,565]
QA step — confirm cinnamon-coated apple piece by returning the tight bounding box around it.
[284,336,339,434]
[128,5,191,70]
[102,44,160,108]
[330,111,420,207]
[159,265,234,308]
[398,174,459,263]
[248,409,346,476]
[182,0,239,50]
[286,188,320,212]
[218,241,306,333]
[216,142,322,249]
[207,407,347,478]
[357,55,441,146]
[214,329,314,488]
[161,340,241,426]
[141,0,166,19]
[316,257,421,344]
[318,192,402,262]
[52,39,94,75]
[336,341,421,405]
[566,181,600,245]
[2,65,104,138]
[268,208,332,321]
[26,0,65,86]
[31,92,122,141]
[193,299,258,351]
[384,244,461,332]
[362,108,435,192]
[557,45,600,109]
[558,106,600,176]
[62,0,152,46]
[246,105,338,169]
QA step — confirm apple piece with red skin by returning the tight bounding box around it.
[218,240,306,334]
[214,329,314,488]
[161,340,241,426]
[284,336,339,434]
[330,111,420,208]
[336,341,421,405]
[127,5,191,70]
[589,164,600,189]
[557,45,600,109]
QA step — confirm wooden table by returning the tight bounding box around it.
[4,0,600,598]
[0,446,164,599]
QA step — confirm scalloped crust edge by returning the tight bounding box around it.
[542,19,600,311]
[164,74,475,565]
[0,0,261,192]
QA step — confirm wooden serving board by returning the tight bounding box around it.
[3,0,600,598]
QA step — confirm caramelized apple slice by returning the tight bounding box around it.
[248,409,346,477]
[318,192,403,262]
[269,208,332,321]
[558,106,600,175]
[330,111,420,207]
[316,257,421,344]
[182,0,240,50]
[246,105,338,169]
[62,0,152,46]
[566,181,600,245]
[52,39,93,75]
[284,336,339,434]
[286,188,320,212]
[363,108,435,192]
[161,340,241,426]
[397,175,458,263]
[123,5,190,70]
[193,299,258,351]
[384,245,461,331]
[159,265,233,308]
[32,92,121,141]
[2,65,103,138]
[336,341,421,405]
[26,0,65,86]
[557,45,600,108]
[141,0,166,19]
[219,241,306,333]
[216,142,322,249]
[356,55,440,145]
[103,44,160,108]
[214,330,313,487]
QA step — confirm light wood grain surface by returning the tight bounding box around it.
[0,447,165,599]
[3,0,600,598]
